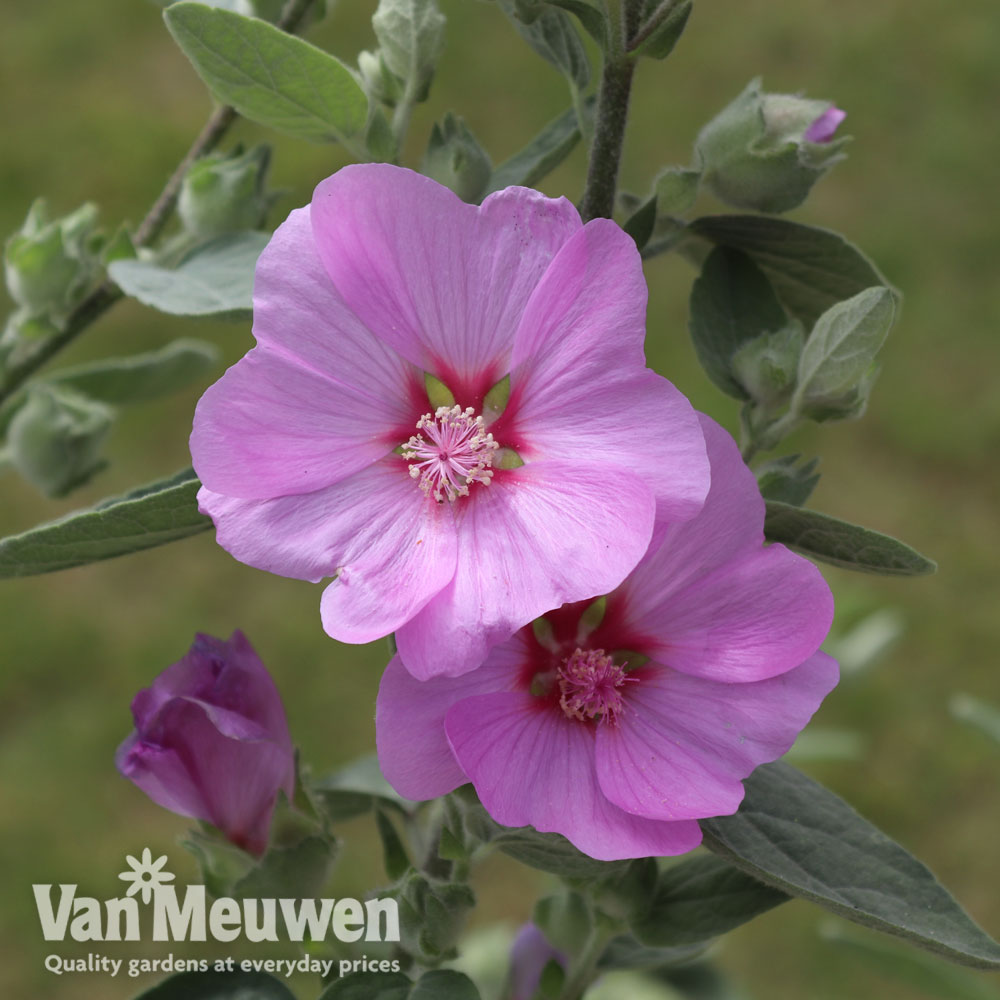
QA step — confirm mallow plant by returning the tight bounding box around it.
[1,1,996,999]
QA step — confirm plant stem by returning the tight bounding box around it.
[0,0,319,407]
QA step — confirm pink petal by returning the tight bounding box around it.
[310,165,581,386]
[501,219,708,522]
[192,346,411,499]
[446,692,703,860]
[640,542,834,682]
[596,652,839,821]
[617,416,765,627]
[199,458,458,642]
[375,647,519,800]
[394,460,656,680]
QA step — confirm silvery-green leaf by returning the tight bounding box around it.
[372,0,446,93]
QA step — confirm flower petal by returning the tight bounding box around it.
[199,458,457,642]
[446,692,703,861]
[310,165,581,386]
[616,416,766,628]
[395,460,655,680]
[115,733,209,821]
[596,653,839,821]
[375,647,520,801]
[192,345,416,499]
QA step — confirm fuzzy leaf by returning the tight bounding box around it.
[318,973,412,1000]
[689,246,788,399]
[0,469,210,577]
[109,232,269,316]
[689,215,895,327]
[498,0,591,89]
[135,970,296,999]
[763,500,936,576]
[701,762,1000,969]
[164,2,368,145]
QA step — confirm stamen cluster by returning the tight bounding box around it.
[557,647,632,726]
[402,404,499,503]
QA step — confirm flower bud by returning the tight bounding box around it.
[358,49,405,107]
[4,199,100,313]
[695,78,848,213]
[507,923,567,1000]
[116,631,295,856]
[421,113,493,204]
[178,145,275,240]
[7,385,113,497]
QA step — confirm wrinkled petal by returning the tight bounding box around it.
[199,459,457,642]
[395,460,655,680]
[596,652,838,821]
[192,345,414,499]
[445,692,703,860]
[617,416,766,626]
[375,649,519,800]
[311,165,581,389]
[638,542,833,682]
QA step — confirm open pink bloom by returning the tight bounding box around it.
[191,164,709,680]
[376,417,838,860]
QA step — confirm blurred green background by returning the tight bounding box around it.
[1,0,999,997]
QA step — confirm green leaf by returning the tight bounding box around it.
[234,835,336,900]
[688,215,895,327]
[375,806,412,881]
[630,0,692,60]
[793,286,895,408]
[598,935,708,971]
[109,231,268,316]
[134,970,296,999]
[498,0,591,90]
[623,195,658,250]
[763,500,937,576]
[373,0,446,93]
[485,102,588,194]
[0,468,210,577]
[754,454,820,506]
[409,970,481,1000]
[631,854,788,947]
[318,972,412,1000]
[688,246,788,399]
[310,754,415,822]
[47,339,218,404]
[164,2,369,147]
[654,166,700,216]
[546,0,606,47]
[700,762,1000,969]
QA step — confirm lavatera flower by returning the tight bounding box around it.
[191,165,709,680]
[376,417,837,860]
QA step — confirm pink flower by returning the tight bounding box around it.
[116,631,294,856]
[191,165,708,680]
[804,106,847,144]
[376,417,837,860]
[508,923,567,1000]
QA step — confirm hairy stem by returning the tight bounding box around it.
[578,1,640,222]
[0,0,319,407]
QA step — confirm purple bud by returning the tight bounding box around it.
[804,106,847,144]
[509,923,567,1000]
[116,631,294,856]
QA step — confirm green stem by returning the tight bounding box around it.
[557,916,618,1000]
[578,0,637,223]
[0,0,319,408]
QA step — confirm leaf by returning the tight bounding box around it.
[164,2,368,146]
[311,754,415,822]
[318,972,412,1000]
[409,970,482,1000]
[375,806,412,881]
[233,835,336,900]
[688,215,895,327]
[764,500,937,576]
[546,0,606,47]
[631,854,788,947]
[109,232,269,316]
[630,0,692,60]
[794,286,895,407]
[0,469,210,578]
[598,935,708,971]
[688,247,788,399]
[654,166,700,216]
[754,454,820,506]
[485,101,589,194]
[950,694,1000,746]
[498,0,591,90]
[623,195,658,250]
[135,970,296,999]
[700,762,1000,969]
[47,339,218,404]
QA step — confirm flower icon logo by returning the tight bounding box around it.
[118,848,175,904]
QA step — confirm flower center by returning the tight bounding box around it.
[402,405,499,503]
[557,647,633,725]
